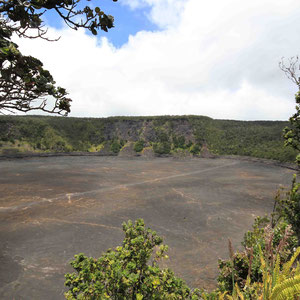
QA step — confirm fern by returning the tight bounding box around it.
[270,274,300,300]
[219,291,228,300]
[272,254,280,288]
[282,247,300,278]
[295,262,300,276]
[235,283,245,300]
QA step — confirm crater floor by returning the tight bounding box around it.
[0,156,294,299]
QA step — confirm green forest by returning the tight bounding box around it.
[0,115,297,162]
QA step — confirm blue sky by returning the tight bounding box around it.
[17,0,300,120]
[43,1,158,48]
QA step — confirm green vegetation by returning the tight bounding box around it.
[206,120,297,162]
[65,219,200,299]
[0,0,117,115]
[0,115,297,162]
[134,140,145,153]
[284,91,300,165]
[110,140,122,154]
[189,144,201,155]
[153,141,171,155]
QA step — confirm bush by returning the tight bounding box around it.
[134,140,144,153]
[110,140,121,153]
[189,144,200,155]
[65,219,200,299]
[177,136,185,148]
[272,175,300,246]
[153,142,171,155]
[172,135,186,149]
[217,215,297,293]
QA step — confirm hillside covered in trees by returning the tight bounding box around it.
[0,115,297,162]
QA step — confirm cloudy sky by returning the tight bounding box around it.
[16,0,300,120]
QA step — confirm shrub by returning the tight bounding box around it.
[153,142,171,155]
[64,219,200,299]
[172,135,186,149]
[189,144,200,155]
[110,140,121,153]
[272,175,300,246]
[217,216,297,294]
[134,140,145,153]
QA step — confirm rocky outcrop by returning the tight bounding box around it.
[200,144,217,158]
[118,142,138,157]
[99,117,199,144]
[141,147,155,158]
[98,143,114,156]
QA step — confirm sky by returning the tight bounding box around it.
[15,0,300,120]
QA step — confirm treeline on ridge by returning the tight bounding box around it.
[0,115,297,162]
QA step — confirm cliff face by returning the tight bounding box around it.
[0,115,297,162]
[100,118,197,143]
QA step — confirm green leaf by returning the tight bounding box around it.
[136,293,143,300]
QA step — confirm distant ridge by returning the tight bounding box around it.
[0,115,297,162]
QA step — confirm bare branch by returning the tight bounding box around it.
[279,56,300,88]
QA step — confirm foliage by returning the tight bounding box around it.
[0,115,297,162]
[64,219,200,299]
[217,216,297,294]
[0,0,117,114]
[134,140,145,153]
[171,148,191,158]
[0,37,72,115]
[40,127,73,152]
[226,246,300,300]
[173,135,186,149]
[64,218,300,299]
[205,120,297,162]
[110,140,121,154]
[153,141,171,155]
[272,175,300,247]
[279,56,300,164]
[213,178,300,298]
[283,92,300,150]
[283,91,300,164]
[189,144,201,155]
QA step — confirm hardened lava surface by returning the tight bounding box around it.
[0,156,294,299]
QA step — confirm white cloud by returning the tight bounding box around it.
[121,0,186,28]
[15,0,300,120]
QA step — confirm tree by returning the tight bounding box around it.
[279,56,300,163]
[279,56,300,246]
[0,0,117,115]
[110,139,121,153]
[134,140,145,153]
[64,219,200,299]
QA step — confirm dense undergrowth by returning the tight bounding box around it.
[0,115,297,162]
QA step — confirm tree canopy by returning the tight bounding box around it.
[279,56,300,164]
[0,0,117,115]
